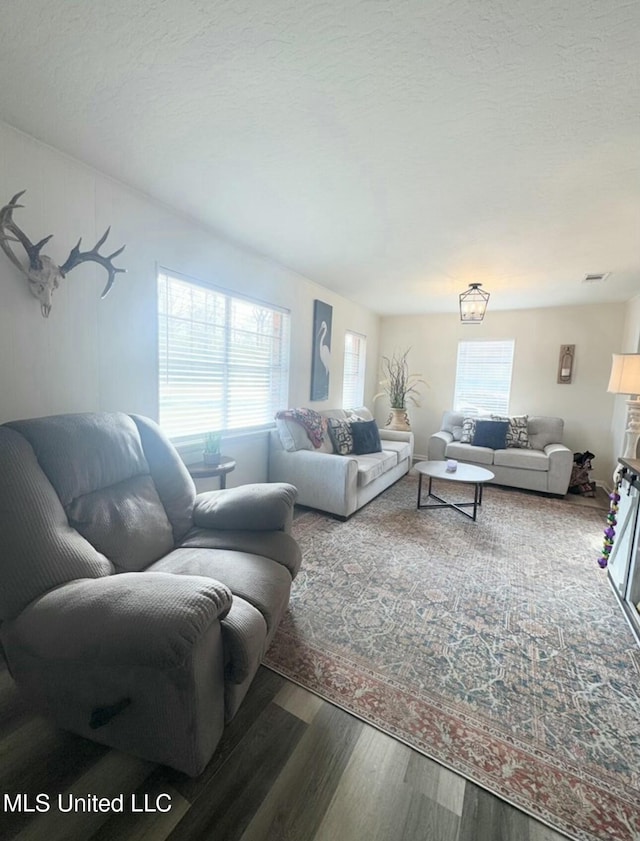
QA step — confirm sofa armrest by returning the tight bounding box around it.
[268,447,358,516]
[544,443,573,495]
[379,429,415,461]
[4,572,232,668]
[378,429,412,442]
[193,483,297,532]
[428,430,453,460]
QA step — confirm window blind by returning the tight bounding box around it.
[342,331,367,409]
[453,340,514,415]
[158,271,290,440]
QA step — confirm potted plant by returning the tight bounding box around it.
[373,348,427,430]
[203,431,223,466]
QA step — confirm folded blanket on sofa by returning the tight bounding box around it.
[275,408,325,448]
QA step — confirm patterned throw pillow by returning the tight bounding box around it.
[327,417,354,455]
[460,417,477,444]
[491,414,531,448]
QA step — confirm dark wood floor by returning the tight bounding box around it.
[0,661,570,841]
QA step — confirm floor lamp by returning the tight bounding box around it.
[607,353,640,460]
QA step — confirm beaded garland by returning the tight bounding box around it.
[598,471,624,568]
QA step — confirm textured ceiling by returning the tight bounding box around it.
[0,0,638,314]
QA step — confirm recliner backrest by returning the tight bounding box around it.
[0,425,113,620]
[0,412,197,619]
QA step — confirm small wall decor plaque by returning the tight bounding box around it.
[557,344,575,384]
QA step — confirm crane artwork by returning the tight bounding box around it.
[0,190,126,317]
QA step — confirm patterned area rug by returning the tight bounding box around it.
[264,477,640,841]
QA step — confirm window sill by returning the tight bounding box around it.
[174,426,274,465]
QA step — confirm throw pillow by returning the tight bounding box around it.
[460,417,477,443]
[491,414,531,448]
[327,417,354,455]
[274,417,313,452]
[472,419,509,449]
[350,419,382,455]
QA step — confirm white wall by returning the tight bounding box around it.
[379,303,627,484]
[0,121,380,484]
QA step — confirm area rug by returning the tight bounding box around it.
[264,477,640,841]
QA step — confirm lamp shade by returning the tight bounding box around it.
[459,283,490,323]
[607,353,640,395]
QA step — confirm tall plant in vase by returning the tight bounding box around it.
[374,349,427,431]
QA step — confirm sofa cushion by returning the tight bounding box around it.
[351,420,382,455]
[472,420,509,449]
[180,528,302,579]
[381,440,411,464]
[446,442,495,465]
[275,417,314,452]
[150,547,292,636]
[6,412,148,506]
[66,474,175,571]
[349,407,374,421]
[528,416,564,451]
[460,417,476,443]
[328,418,354,455]
[493,448,550,471]
[441,411,465,438]
[356,452,397,486]
[491,414,531,448]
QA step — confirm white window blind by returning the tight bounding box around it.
[158,271,290,440]
[342,331,367,409]
[453,340,514,415]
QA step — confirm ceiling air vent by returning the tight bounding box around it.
[582,272,610,284]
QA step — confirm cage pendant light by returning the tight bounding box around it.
[459,283,490,323]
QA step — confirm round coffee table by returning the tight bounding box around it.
[414,460,494,521]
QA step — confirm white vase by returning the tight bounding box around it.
[386,408,411,431]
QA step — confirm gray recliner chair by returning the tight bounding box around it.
[0,411,301,775]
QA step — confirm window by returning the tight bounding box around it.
[158,270,290,440]
[453,340,514,415]
[342,331,367,409]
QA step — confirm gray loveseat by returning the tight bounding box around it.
[427,411,573,495]
[268,407,413,518]
[0,412,301,776]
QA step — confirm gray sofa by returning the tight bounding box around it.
[427,411,573,495]
[0,412,301,776]
[268,408,413,518]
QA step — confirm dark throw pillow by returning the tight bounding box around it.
[350,419,382,455]
[472,419,509,450]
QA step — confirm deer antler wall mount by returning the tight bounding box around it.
[0,190,126,317]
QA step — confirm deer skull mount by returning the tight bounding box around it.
[0,191,126,317]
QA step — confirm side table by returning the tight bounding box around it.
[188,456,236,489]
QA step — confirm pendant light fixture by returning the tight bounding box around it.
[459,283,490,323]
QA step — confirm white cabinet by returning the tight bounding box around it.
[607,458,640,642]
